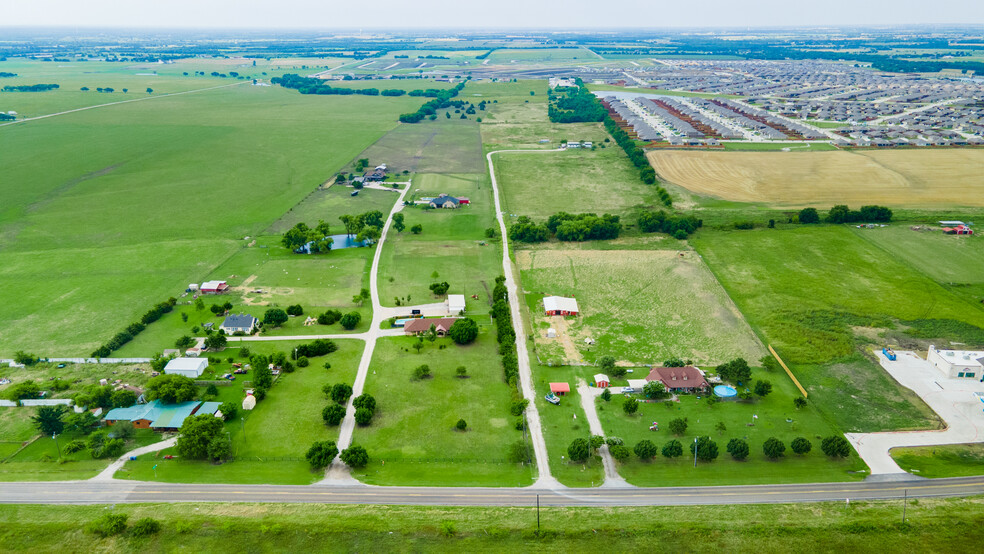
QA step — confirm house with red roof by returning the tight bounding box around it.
[645,366,709,393]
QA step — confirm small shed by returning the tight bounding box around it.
[546,328,557,338]
[593,374,610,388]
[447,294,466,314]
[549,382,570,396]
[242,394,256,411]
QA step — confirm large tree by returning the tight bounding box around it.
[821,435,851,458]
[448,318,478,344]
[32,405,67,435]
[145,374,197,404]
[668,417,688,436]
[634,439,658,461]
[690,436,719,462]
[763,437,786,460]
[567,438,590,462]
[661,439,683,459]
[791,437,812,455]
[340,445,370,468]
[176,414,227,460]
[263,308,289,327]
[306,440,339,469]
[727,438,749,461]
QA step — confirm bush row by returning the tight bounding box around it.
[91,298,176,357]
[398,82,466,123]
[602,115,672,205]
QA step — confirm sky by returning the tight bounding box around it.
[4,0,984,29]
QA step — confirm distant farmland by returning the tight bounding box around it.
[648,149,984,207]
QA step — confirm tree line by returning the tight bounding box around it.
[2,83,58,92]
[91,298,177,358]
[398,82,467,123]
[509,212,622,243]
[603,114,672,206]
[638,210,701,239]
[547,78,606,123]
[797,204,893,225]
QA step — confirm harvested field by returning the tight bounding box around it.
[648,149,984,207]
[517,248,764,366]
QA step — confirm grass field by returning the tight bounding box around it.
[692,226,984,432]
[532,363,606,487]
[649,149,984,207]
[517,248,764,366]
[117,339,363,484]
[494,148,663,218]
[597,375,868,486]
[890,443,984,478]
[266,185,402,235]
[0,64,421,357]
[350,333,535,487]
[5,497,984,551]
[353,119,484,174]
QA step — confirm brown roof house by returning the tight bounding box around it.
[403,317,460,336]
[645,366,709,393]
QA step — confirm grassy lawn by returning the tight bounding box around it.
[350,332,534,486]
[353,118,485,174]
[4,497,984,550]
[493,147,662,218]
[531,363,606,487]
[854,226,984,288]
[0,428,160,482]
[266,185,402,235]
[890,444,984,478]
[517,247,764,366]
[116,339,363,484]
[692,226,984,432]
[0,62,419,357]
[597,374,868,486]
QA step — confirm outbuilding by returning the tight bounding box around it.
[447,294,466,314]
[593,374,610,388]
[549,382,570,396]
[544,296,579,316]
[927,345,984,379]
[200,280,229,294]
[164,357,208,378]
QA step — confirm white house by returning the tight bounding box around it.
[220,314,258,334]
[447,294,466,314]
[164,357,208,378]
[927,345,984,379]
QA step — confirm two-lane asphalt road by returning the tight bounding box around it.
[3,476,983,506]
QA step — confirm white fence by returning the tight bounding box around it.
[0,399,74,407]
[3,358,151,366]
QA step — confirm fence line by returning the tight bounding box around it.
[768,344,808,398]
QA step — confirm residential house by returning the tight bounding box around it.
[645,366,709,393]
[429,194,460,209]
[103,399,215,431]
[403,317,460,336]
[220,314,258,334]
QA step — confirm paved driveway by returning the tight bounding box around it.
[846,350,984,474]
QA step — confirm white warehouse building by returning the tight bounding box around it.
[927,345,984,380]
[164,357,209,379]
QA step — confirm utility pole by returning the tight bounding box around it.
[241,417,247,446]
[536,494,540,533]
[694,436,698,468]
[902,489,907,524]
[52,433,61,458]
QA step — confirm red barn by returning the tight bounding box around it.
[200,280,229,294]
[543,296,579,316]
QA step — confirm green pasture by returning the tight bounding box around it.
[890,443,984,478]
[117,339,363,484]
[353,118,484,174]
[597,374,867,486]
[0,74,416,356]
[350,333,534,486]
[531,363,606,487]
[854,226,984,286]
[493,147,661,218]
[6,497,984,551]
[266,185,401,235]
[692,226,983,431]
[0,426,159,482]
[518,247,765,366]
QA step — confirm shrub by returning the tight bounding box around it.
[218,402,238,421]
[622,397,639,414]
[567,438,590,462]
[727,438,749,461]
[668,417,688,436]
[794,397,807,409]
[662,439,683,459]
[322,404,346,426]
[455,418,467,431]
[690,436,719,462]
[286,304,303,316]
[609,444,631,461]
[86,513,128,537]
[330,383,353,405]
[754,380,773,397]
[413,364,431,380]
[305,440,339,469]
[798,207,820,224]
[763,437,786,459]
[456,366,468,378]
[64,440,86,454]
[791,437,812,455]
[130,517,162,537]
[354,407,373,426]
[352,394,376,413]
[821,435,852,458]
[634,439,658,460]
[318,310,342,325]
[340,445,369,468]
[340,312,361,330]
[296,356,309,367]
[601,388,611,402]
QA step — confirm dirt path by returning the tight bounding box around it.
[91,436,177,481]
[577,380,632,487]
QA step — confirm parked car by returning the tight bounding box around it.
[233,368,247,374]
[622,387,636,394]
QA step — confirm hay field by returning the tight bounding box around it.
[517,248,765,366]
[648,149,984,207]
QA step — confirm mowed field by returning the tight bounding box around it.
[649,149,984,207]
[517,249,764,365]
[692,226,984,432]
[0,67,422,356]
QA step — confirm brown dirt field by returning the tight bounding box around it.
[648,149,984,207]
